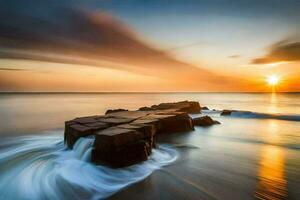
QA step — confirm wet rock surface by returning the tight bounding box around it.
[192,116,220,127]
[201,106,209,110]
[221,109,233,116]
[64,101,202,167]
[105,109,129,115]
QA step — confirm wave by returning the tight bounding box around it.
[192,109,300,122]
[229,111,300,122]
[0,131,178,200]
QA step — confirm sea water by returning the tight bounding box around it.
[0,93,299,199]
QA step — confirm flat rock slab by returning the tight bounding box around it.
[105,110,152,119]
[64,101,201,167]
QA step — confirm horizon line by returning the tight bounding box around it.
[0,91,299,94]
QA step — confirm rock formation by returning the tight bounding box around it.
[105,109,128,114]
[221,109,233,116]
[64,101,202,167]
[192,116,220,126]
[201,106,209,110]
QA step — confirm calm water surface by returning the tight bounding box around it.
[0,93,299,200]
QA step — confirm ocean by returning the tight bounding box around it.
[0,93,299,200]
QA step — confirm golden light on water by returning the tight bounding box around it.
[267,75,280,86]
[255,120,287,200]
[255,145,287,200]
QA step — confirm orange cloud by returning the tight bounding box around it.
[0,8,248,91]
[252,40,300,64]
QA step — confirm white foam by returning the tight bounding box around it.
[231,111,300,121]
[0,133,178,200]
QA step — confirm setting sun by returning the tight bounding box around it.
[267,75,280,86]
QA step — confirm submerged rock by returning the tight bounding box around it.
[221,110,233,116]
[192,116,220,126]
[201,106,209,110]
[64,101,201,167]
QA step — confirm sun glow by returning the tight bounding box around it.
[267,75,280,86]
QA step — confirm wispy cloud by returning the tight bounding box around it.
[0,5,235,85]
[0,67,27,71]
[252,39,300,64]
[228,55,240,58]
[0,1,255,91]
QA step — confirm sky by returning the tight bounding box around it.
[0,0,299,92]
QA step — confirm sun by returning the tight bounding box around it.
[267,75,280,86]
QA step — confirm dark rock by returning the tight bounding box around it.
[105,109,128,115]
[105,111,151,120]
[73,116,100,124]
[140,113,194,134]
[201,106,209,110]
[192,116,220,127]
[64,101,203,167]
[92,127,153,167]
[150,101,201,114]
[117,123,156,138]
[64,123,97,148]
[92,140,150,168]
[93,127,147,151]
[85,121,109,129]
[64,116,110,148]
[221,110,233,116]
[97,116,134,125]
[117,123,156,148]
[138,106,154,111]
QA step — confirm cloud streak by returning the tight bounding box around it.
[0,67,27,71]
[0,7,199,75]
[0,0,255,92]
[252,40,300,64]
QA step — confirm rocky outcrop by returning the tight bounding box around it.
[221,110,233,116]
[64,101,200,167]
[192,116,220,127]
[105,109,128,114]
[201,106,209,110]
[149,101,201,114]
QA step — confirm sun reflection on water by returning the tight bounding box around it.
[255,120,287,200]
[268,92,278,114]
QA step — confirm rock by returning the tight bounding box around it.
[64,116,111,149]
[92,140,150,167]
[92,127,153,167]
[96,116,134,125]
[73,116,101,124]
[201,106,209,110]
[64,123,100,148]
[117,123,156,138]
[150,101,201,114]
[138,106,154,111]
[192,116,220,127]
[85,121,109,129]
[221,110,233,116]
[105,109,128,114]
[93,127,147,151]
[64,101,202,167]
[105,111,151,120]
[139,113,194,134]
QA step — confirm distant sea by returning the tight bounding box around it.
[0,92,299,200]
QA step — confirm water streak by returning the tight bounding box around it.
[229,111,300,122]
[0,131,178,200]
